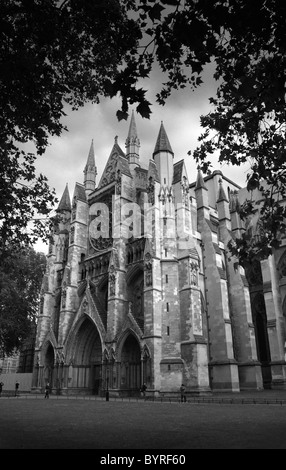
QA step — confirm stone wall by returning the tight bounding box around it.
[0,373,33,392]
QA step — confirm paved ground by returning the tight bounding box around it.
[1,390,286,451]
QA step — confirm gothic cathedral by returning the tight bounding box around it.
[32,112,286,396]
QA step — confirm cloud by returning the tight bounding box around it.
[33,65,250,253]
[37,61,248,200]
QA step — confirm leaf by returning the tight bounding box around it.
[116,110,129,121]
[138,63,150,78]
[196,76,203,87]
[145,28,154,36]
[136,100,152,119]
[148,3,165,22]
[246,174,260,191]
[103,79,115,97]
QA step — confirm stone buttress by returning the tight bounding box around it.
[195,170,240,391]
[218,181,263,390]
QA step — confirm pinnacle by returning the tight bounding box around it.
[217,178,229,203]
[86,139,95,168]
[127,110,138,140]
[57,183,71,212]
[195,168,207,190]
[125,109,140,152]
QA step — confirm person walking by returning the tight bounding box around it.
[0,382,3,397]
[141,383,147,398]
[44,382,50,399]
[15,381,19,397]
[180,383,187,403]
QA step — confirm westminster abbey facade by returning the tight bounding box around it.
[32,112,286,396]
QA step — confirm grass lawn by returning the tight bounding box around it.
[0,397,286,450]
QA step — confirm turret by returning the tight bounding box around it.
[153,122,174,187]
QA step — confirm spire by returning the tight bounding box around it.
[153,121,173,157]
[125,110,140,167]
[84,139,97,194]
[126,110,138,143]
[217,178,228,203]
[85,139,95,169]
[57,184,71,212]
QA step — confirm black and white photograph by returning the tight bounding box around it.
[0,0,286,453]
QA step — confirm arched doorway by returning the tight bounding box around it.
[72,317,102,394]
[120,334,141,393]
[44,342,55,386]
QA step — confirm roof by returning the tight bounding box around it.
[190,170,241,190]
[73,183,87,202]
[153,122,173,157]
[173,160,184,184]
[147,159,160,183]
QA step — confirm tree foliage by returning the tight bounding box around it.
[0,0,141,255]
[0,147,57,258]
[128,0,286,264]
[0,247,46,357]
[1,0,285,263]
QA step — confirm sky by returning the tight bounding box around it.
[33,63,251,254]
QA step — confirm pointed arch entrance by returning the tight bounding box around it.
[71,316,102,394]
[44,342,55,385]
[252,293,272,388]
[120,333,141,393]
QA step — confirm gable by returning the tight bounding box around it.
[98,142,131,190]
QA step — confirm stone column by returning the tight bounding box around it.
[261,256,286,388]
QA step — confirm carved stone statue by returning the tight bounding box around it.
[109,265,116,296]
[116,169,122,195]
[190,261,199,286]
[147,177,155,205]
[144,253,153,287]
